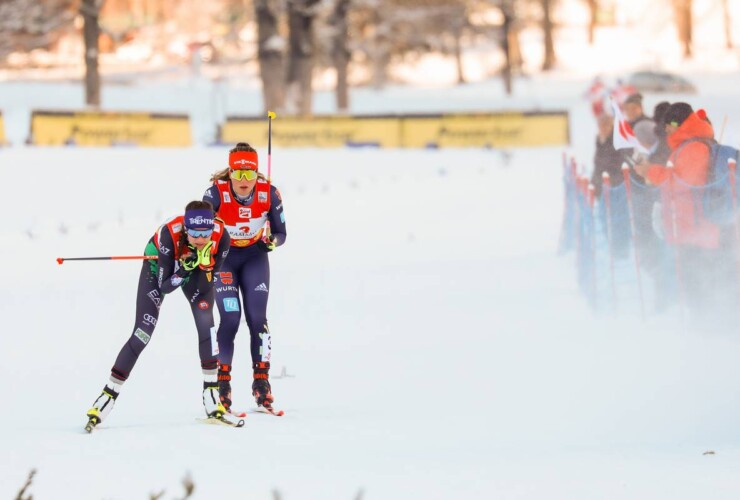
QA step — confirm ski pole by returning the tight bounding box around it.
[261,110,276,242]
[57,256,157,265]
[588,182,598,309]
[666,162,686,322]
[267,110,275,183]
[603,172,617,309]
[727,158,740,306]
[621,163,646,320]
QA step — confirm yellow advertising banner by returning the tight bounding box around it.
[402,112,569,148]
[221,115,402,148]
[221,111,569,149]
[0,112,5,145]
[30,111,192,147]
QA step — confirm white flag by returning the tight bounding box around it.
[611,98,649,154]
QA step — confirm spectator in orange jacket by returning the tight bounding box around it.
[633,103,735,321]
[634,103,719,249]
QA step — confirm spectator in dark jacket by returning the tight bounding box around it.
[591,113,624,197]
[649,101,672,165]
[624,93,650,127]
[591,113,630,258]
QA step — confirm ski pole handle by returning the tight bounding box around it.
[267,110,275,183]
[56,256,158,265]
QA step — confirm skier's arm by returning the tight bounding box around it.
[211,230,231,272]
[157,229,192,295]
[202,185,221,212]
[267,185,287,247]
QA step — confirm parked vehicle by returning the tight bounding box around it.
[627,71,697,93]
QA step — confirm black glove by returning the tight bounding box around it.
[179,248,199,272]
[256,234,276,253]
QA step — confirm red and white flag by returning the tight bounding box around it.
[611,98,649,154]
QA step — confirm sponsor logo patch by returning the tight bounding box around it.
[210,326,219,356]
[147,290,161,309]
[198,300,209,310]
[219,272,234,285]
[254,283,269,293]
[188,215,213,227]
[143,314,157,327]
[134,328,151,345]
[239,207,252,218]
[259,329,272,361]
[223,297,240,312]
[258,192,268,203]
[233,158,256,167]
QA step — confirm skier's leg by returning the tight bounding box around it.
[239,253,274,406]
[88,262,162,424]
[214,267,241,366]
[239,252,271,365]
[213,265,241,409]
[184,278,224,417]
[110,263,163,381]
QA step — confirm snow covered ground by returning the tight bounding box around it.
[2,39,740,500]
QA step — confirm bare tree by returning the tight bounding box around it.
[585,0,597,45]
[541,0,556,70]
[721,0,733,49]
[285,0,321,116]
[468,0,522,92]
[672,0,692,58]
[449,3,467,84]
[350,0,471,89]
[255,0,287,113]
[0,0,77,61]
[369,7,391,89]
[500,0,514,94]
[329,0,351,112]
[506,12,523,73]
[14,468,35,500]
[81,0,105,107]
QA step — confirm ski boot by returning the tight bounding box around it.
[203,382,227,418]
[85,383,121,433]
[202,382,244,426]
[218,364,232,412]
[252,377,274,405]
[253,361,282,415]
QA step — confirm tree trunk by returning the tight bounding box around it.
[508,24,523,72]
[672,0,693,58]
[81,0,103,107]
[330,0,351,113]
[255,0,286,114]
[453,24,466,85]
[721,0,733,49]
[286,0,320,116]
[370,9,390,90]
[587,0,598,45]
[501,1,513,95]
[541,0,556,70]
